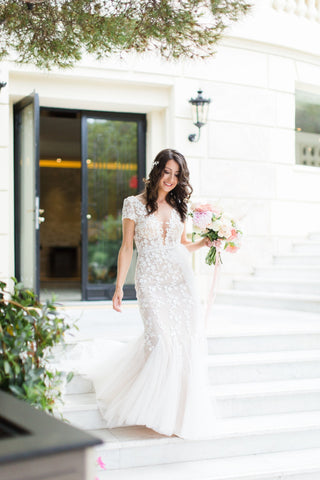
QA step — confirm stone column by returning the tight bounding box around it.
[0,64,11,286]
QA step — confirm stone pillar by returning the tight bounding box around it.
[0,64,11,285]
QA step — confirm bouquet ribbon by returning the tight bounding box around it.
[205,255,221,329]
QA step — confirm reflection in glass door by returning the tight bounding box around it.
[82,113,146,300]
[14,93,40,294]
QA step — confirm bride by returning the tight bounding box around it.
[92,148,216,439]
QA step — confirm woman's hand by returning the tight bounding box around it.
[181,223,215,253]
[112,286,123,312]
[199,237,213,248]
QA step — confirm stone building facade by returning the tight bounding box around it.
[0,0,319,300]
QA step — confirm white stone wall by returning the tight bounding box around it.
[2,0,320,292]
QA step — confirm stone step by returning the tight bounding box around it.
[64,348,320,398]
[209,332,320,354]
[63,378,320,422]
[57,304,320,357]
[89,411,320,470]
[232,277,320,295]
[309,232,320,241]
[62,331,320,385]
[66,374,95,395]
[273,254,320,266]
[217,378,320,417]
[293,241,320,254]
[57,304,320,348]
[93,447,320,480]
[253,265,320,279]
[209,349,320,384]
[216,290,320,313]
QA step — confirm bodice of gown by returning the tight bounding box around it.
[122,196,184,252]
[122,195,201,345]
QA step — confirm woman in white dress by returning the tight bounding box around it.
[93,149,215,439]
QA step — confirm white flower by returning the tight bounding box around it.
[218,224,232,238]
[210,220,222,231]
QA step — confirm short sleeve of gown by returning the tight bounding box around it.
[122,197,137,222]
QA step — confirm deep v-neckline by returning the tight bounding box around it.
[153,208,175,244]
[134,196,175,244]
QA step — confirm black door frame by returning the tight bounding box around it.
[14,104,146,300]
[14,93,40,295]
[81,111,146,301]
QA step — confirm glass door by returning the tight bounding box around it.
[14,93,40,295]
[81,113,146,300]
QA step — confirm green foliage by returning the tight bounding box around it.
[88,215,122,283]
[0,0,251,69]
[0,279,72,413]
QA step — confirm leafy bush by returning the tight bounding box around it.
[0,279,73,413]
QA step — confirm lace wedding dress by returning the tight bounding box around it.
[81,196,216,439]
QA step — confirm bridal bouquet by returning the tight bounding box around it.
[190,203,242,265]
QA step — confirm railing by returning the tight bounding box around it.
[272,0,320,21]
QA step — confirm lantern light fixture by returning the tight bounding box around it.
[188,89,211,142]
[0,81,7,93]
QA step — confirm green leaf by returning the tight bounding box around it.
[0,277,76,412]
[9,385,24,397]
[4,360,11,375]
[66,371,74,383]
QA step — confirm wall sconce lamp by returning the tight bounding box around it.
[188,89,211,142]
[0,81,7,93]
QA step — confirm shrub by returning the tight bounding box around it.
[0,279,73,413]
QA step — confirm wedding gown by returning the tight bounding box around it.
[82,196,216,439]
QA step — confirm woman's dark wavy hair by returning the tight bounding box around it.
[143,149,193,222]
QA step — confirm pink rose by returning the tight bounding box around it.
[194,203,214,213]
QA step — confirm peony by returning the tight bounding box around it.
[225,244,239,253]
[227,228,238,242]
[192,210,212,230]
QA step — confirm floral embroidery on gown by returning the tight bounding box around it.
[85,196,216,439]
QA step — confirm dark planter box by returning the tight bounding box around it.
[0,390,102,480]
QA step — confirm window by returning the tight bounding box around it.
[295,90,320,167]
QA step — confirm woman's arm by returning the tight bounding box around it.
[112,218,135,312]
[180,222,209,253]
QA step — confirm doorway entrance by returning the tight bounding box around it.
[14,95,146,301]
[39,109,82,300]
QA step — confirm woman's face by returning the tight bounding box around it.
[159,159,180,194]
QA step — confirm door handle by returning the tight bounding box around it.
[39,207,45,224]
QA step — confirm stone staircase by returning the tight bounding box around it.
[216,232,320,313]
[57,300,320,480]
